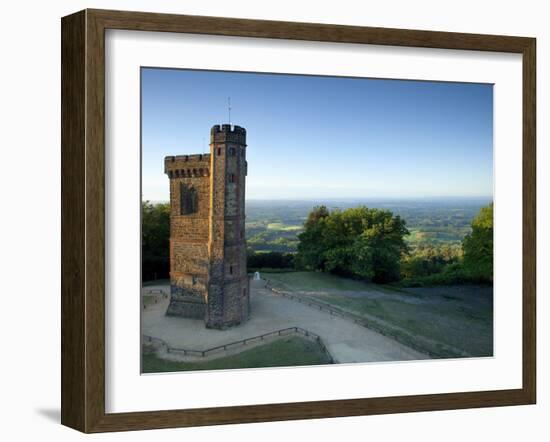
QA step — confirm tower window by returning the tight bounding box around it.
[229,265,234,275]
[229,173,236,183]
[180,184,198,215]
[228,147,236,156]
[217,147,221,156]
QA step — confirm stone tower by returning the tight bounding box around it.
[164,124,250,329]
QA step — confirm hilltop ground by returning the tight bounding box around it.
[142,271,492,373]
[141,277,427,373]
[265,272,493,358]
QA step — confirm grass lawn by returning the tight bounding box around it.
[142,336,332,373]
[318,292,492,357]
[265,272,493,358]
[265,271,405,294]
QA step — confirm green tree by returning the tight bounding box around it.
[295,206,330,271]
[462,203,493,282]
[348,209,409,282]
[304,205,330,228]
[247,251,295,269]
[142,201,170,281]
[401,244,462,279]
[297,206,409,283]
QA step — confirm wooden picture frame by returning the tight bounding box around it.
[61,8,536,433]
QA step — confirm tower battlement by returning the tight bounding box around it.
[165,153,211,164]
[164,154,211,178]
[210,124,247,145]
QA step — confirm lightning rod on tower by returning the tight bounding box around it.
[228,97,231,125]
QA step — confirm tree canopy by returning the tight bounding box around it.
[142,201,170,281]
[296,206,409,283]
[462,203,493,282]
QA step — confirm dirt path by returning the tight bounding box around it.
[141,281,428,364]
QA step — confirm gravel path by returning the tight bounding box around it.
[141,280,428,364]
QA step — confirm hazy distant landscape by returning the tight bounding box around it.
[245,198,491,254]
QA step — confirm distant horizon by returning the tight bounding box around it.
[142,68,493,202]
[145,195,493,204]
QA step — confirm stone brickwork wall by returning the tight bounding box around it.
[164,125,250,328]
[164,154,211,318]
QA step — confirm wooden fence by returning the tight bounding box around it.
[143,326,335,363]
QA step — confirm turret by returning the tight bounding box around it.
[206,124,249,328]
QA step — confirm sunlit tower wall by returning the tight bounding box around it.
[163,124,250,329]
[206,124,250,329]
[164,153,212,319]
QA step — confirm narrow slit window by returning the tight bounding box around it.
[180,184,198,215]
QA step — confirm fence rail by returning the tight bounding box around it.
[142,289,169,309]
[269,287,351,320]
[143,326,335,363]
[143,288,168,296]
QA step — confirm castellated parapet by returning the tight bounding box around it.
[164,125,250,329]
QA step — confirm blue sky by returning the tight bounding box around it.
[141,68,493,201]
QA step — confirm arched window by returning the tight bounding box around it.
[180,184,198,215]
